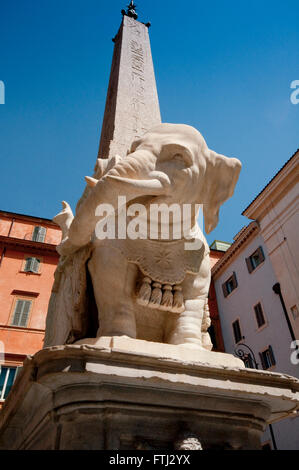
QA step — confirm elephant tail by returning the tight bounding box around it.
[53,201,74,240]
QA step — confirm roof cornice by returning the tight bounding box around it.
[242,150,299,220]
[0,235,59,256]
[212,221,259,278]
[0,210,59,227]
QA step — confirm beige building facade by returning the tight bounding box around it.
[212,149,299,449]
[243,150,299,338]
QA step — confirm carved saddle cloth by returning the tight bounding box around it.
[102,237,206,314]
[123,238,205,285]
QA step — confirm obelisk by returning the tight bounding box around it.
[0,4,298,452]
[98,3,161,159]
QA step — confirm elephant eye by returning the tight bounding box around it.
[159,144,193,168]
[171,154,185,169]
[173,154,184,162]
[172,152,192,168]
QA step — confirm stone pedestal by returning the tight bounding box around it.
[0,338,298,450]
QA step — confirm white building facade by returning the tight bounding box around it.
[243,150,299,339]
[212,221,299,450]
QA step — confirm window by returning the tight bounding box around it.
[232,319,243,344]
[0,367,17,400]
[254,302,266,328]
[246,246,265,273]
[24,257,41,273]
[243,354,255,369]
[259,346,276,370]
[11,299,32,327]
[32,226,46,243]
[222,272,238,297]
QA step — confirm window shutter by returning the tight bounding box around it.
[268,345,276,366]
[254,303,265,328]
[32,226,46,242]
[257,246,265,263]
[24,257,40,273]
[37,227,46,242]
[19,300,31,327]
[259,352,266,370]
[32,227,39,241]
[33,258,40,273]
[24,257,33,272]
[232,272,238,288]
[232,320,242,343]
[12,299,31,327]
[222,282,229,298]
[12,300,23,326]
[246,257,254,273]
[3,368,17,399]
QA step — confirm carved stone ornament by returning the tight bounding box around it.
[174,432,203,451]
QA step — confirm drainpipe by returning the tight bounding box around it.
[7,217,15,237]
[0,218,15,267]
[0,247,6,267]
[272,283,297,344]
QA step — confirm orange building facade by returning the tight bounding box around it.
[0,209,224,406]
[0,210,61,406]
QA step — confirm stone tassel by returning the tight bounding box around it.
[160,284,174,311]
[148,282,163,309]
[136,276,152,306]
[172,285,185,313]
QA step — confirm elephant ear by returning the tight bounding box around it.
[202,150,241,234]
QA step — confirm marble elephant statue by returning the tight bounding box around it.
[44,123,241,349]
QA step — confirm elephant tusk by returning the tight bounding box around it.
[105,175,170,195]
[85,176,99,187]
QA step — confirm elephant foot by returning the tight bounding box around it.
[74,335,136,349]
[177,342,205,351]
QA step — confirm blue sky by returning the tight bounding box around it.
[0,0,298,244]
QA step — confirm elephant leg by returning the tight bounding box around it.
[166,249,211,349]
[166,297,206,348]
[88,245,138,338]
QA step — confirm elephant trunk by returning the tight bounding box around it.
[58,151,169,255]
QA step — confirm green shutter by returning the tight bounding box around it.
[24,257,33,272]
[259,352,266,370]
[19,300,31,327]
[257,246,265,263]
[33,258,40,273]
[32,227,39,241]
[246,256,254,273]
[12,300,23,325]
[222,282,229,298]
[232,272,238,288]
[12,300,31,327]
[24,257,40,273]
[268,345,276,366]
[254,303,265,328]
[232,320,242,343]
[32,226,46,242]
